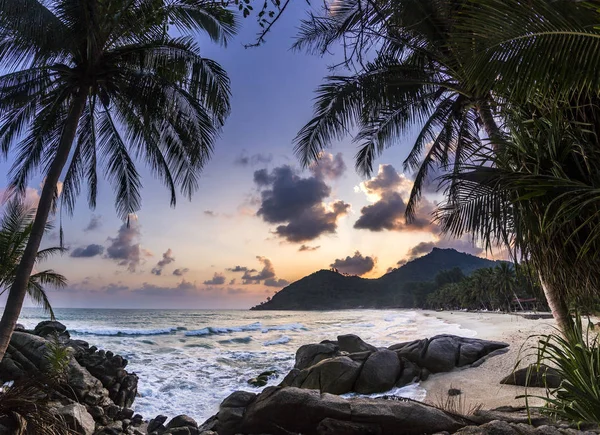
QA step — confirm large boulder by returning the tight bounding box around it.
[500,365,561,388]
[291,356,362,395]
[295,342,339,370]
[354,349,401,394]
[34,320,68,338]
[67,358,111,407]
[216,386,466,435]
[55,403,95,435]
[338,334,377,354]
[393,335,509,374]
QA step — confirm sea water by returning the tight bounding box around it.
[18,308,476,423]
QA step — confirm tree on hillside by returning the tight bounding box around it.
[292,0,600,333]
[0,200,66,319]
[0,0,236,360]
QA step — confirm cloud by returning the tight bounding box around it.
[330,251,376,276]
[151,248,176,275]
[299,244,320,252]
[204,272,226,285]
[386,259,408,274]
[106,222,149,272]
[84,215,102,232]
[133,279,199,297]
[235,152,273,167]
[70,244,104,258]
[173,268,189,276]
[229,278,236,285]
[103,283,129,294]
[0,187,41,207]
[354,164,437,233]
[242,256,276,283]
[240,256,289,287]
[227,266,256,273]
[204,210,217,217]
[264,278,290,287]
[254,165,350,242]
[309,153,346,180]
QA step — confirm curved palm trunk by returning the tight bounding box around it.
[540,276,572,334]
[0,91,87,361]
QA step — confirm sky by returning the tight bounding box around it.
[1,3,497,309]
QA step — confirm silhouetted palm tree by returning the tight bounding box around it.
[0,200,66,319]
[0,0,236,359]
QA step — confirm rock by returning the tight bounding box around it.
[295,342,339,370]
[394,335,509,374]
[220,390,257,409]
[317,418,381,435]
[225,386,466,435]
[396,357,420,387]
[500,365,561,388]
[55,403,95,435]
[148,415,168,433]
[67,358,110,406]
[337,334,377,354]
[34,320,68,337]
[14,324,25,331]
[354,349,401,394]
[9,331,48,366]
[166,415,198,430]
[294,356,362,395]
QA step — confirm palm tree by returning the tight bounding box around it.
[293,0,600,333]
[293,0,500,214]
[0,200,66,319]
[0,0,236,360]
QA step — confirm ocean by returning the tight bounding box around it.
[18,308,476,423]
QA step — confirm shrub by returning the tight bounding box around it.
[522,316,600,424]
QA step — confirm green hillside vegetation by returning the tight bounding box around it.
[251,248,503,310]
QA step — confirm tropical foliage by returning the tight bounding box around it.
[0,200,66,319]
[0,0,237,359]
[523,316,600,424]
[424,265,546,312]
[293,0,600,332]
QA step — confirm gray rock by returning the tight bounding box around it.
[396,357,421,387]
[219,391,256,409]
[148,415,168,433]
[349,399,465,434]
[317,418,381,435]
[338,334,377,353]
[500,365,561,388]
[166,415,198,430]
[34,320,68,337]
[296,356,362,395]
[295,342,339,370]
[55,403,95,435]
[354,349,401,394]
[67,358,110,406]
[228,386,465,435]
[14,323,25,331]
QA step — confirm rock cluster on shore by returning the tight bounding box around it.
[281,334,509,395]
[0,324,596,435]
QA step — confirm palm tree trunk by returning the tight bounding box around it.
[539,276,572,334]
[477,99,502,142]
[0,91,87,361]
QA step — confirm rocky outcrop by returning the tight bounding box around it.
[282,334,509,395]
[212,386,467,435]
[0,321,141,435]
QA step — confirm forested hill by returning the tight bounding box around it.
[250,248,500,310]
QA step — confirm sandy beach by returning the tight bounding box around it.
[421,310,560,410]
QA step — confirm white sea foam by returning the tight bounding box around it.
[185,322,263,336]
[261,323,305,333]
[71,327,178,336]
[263,335,290,346]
